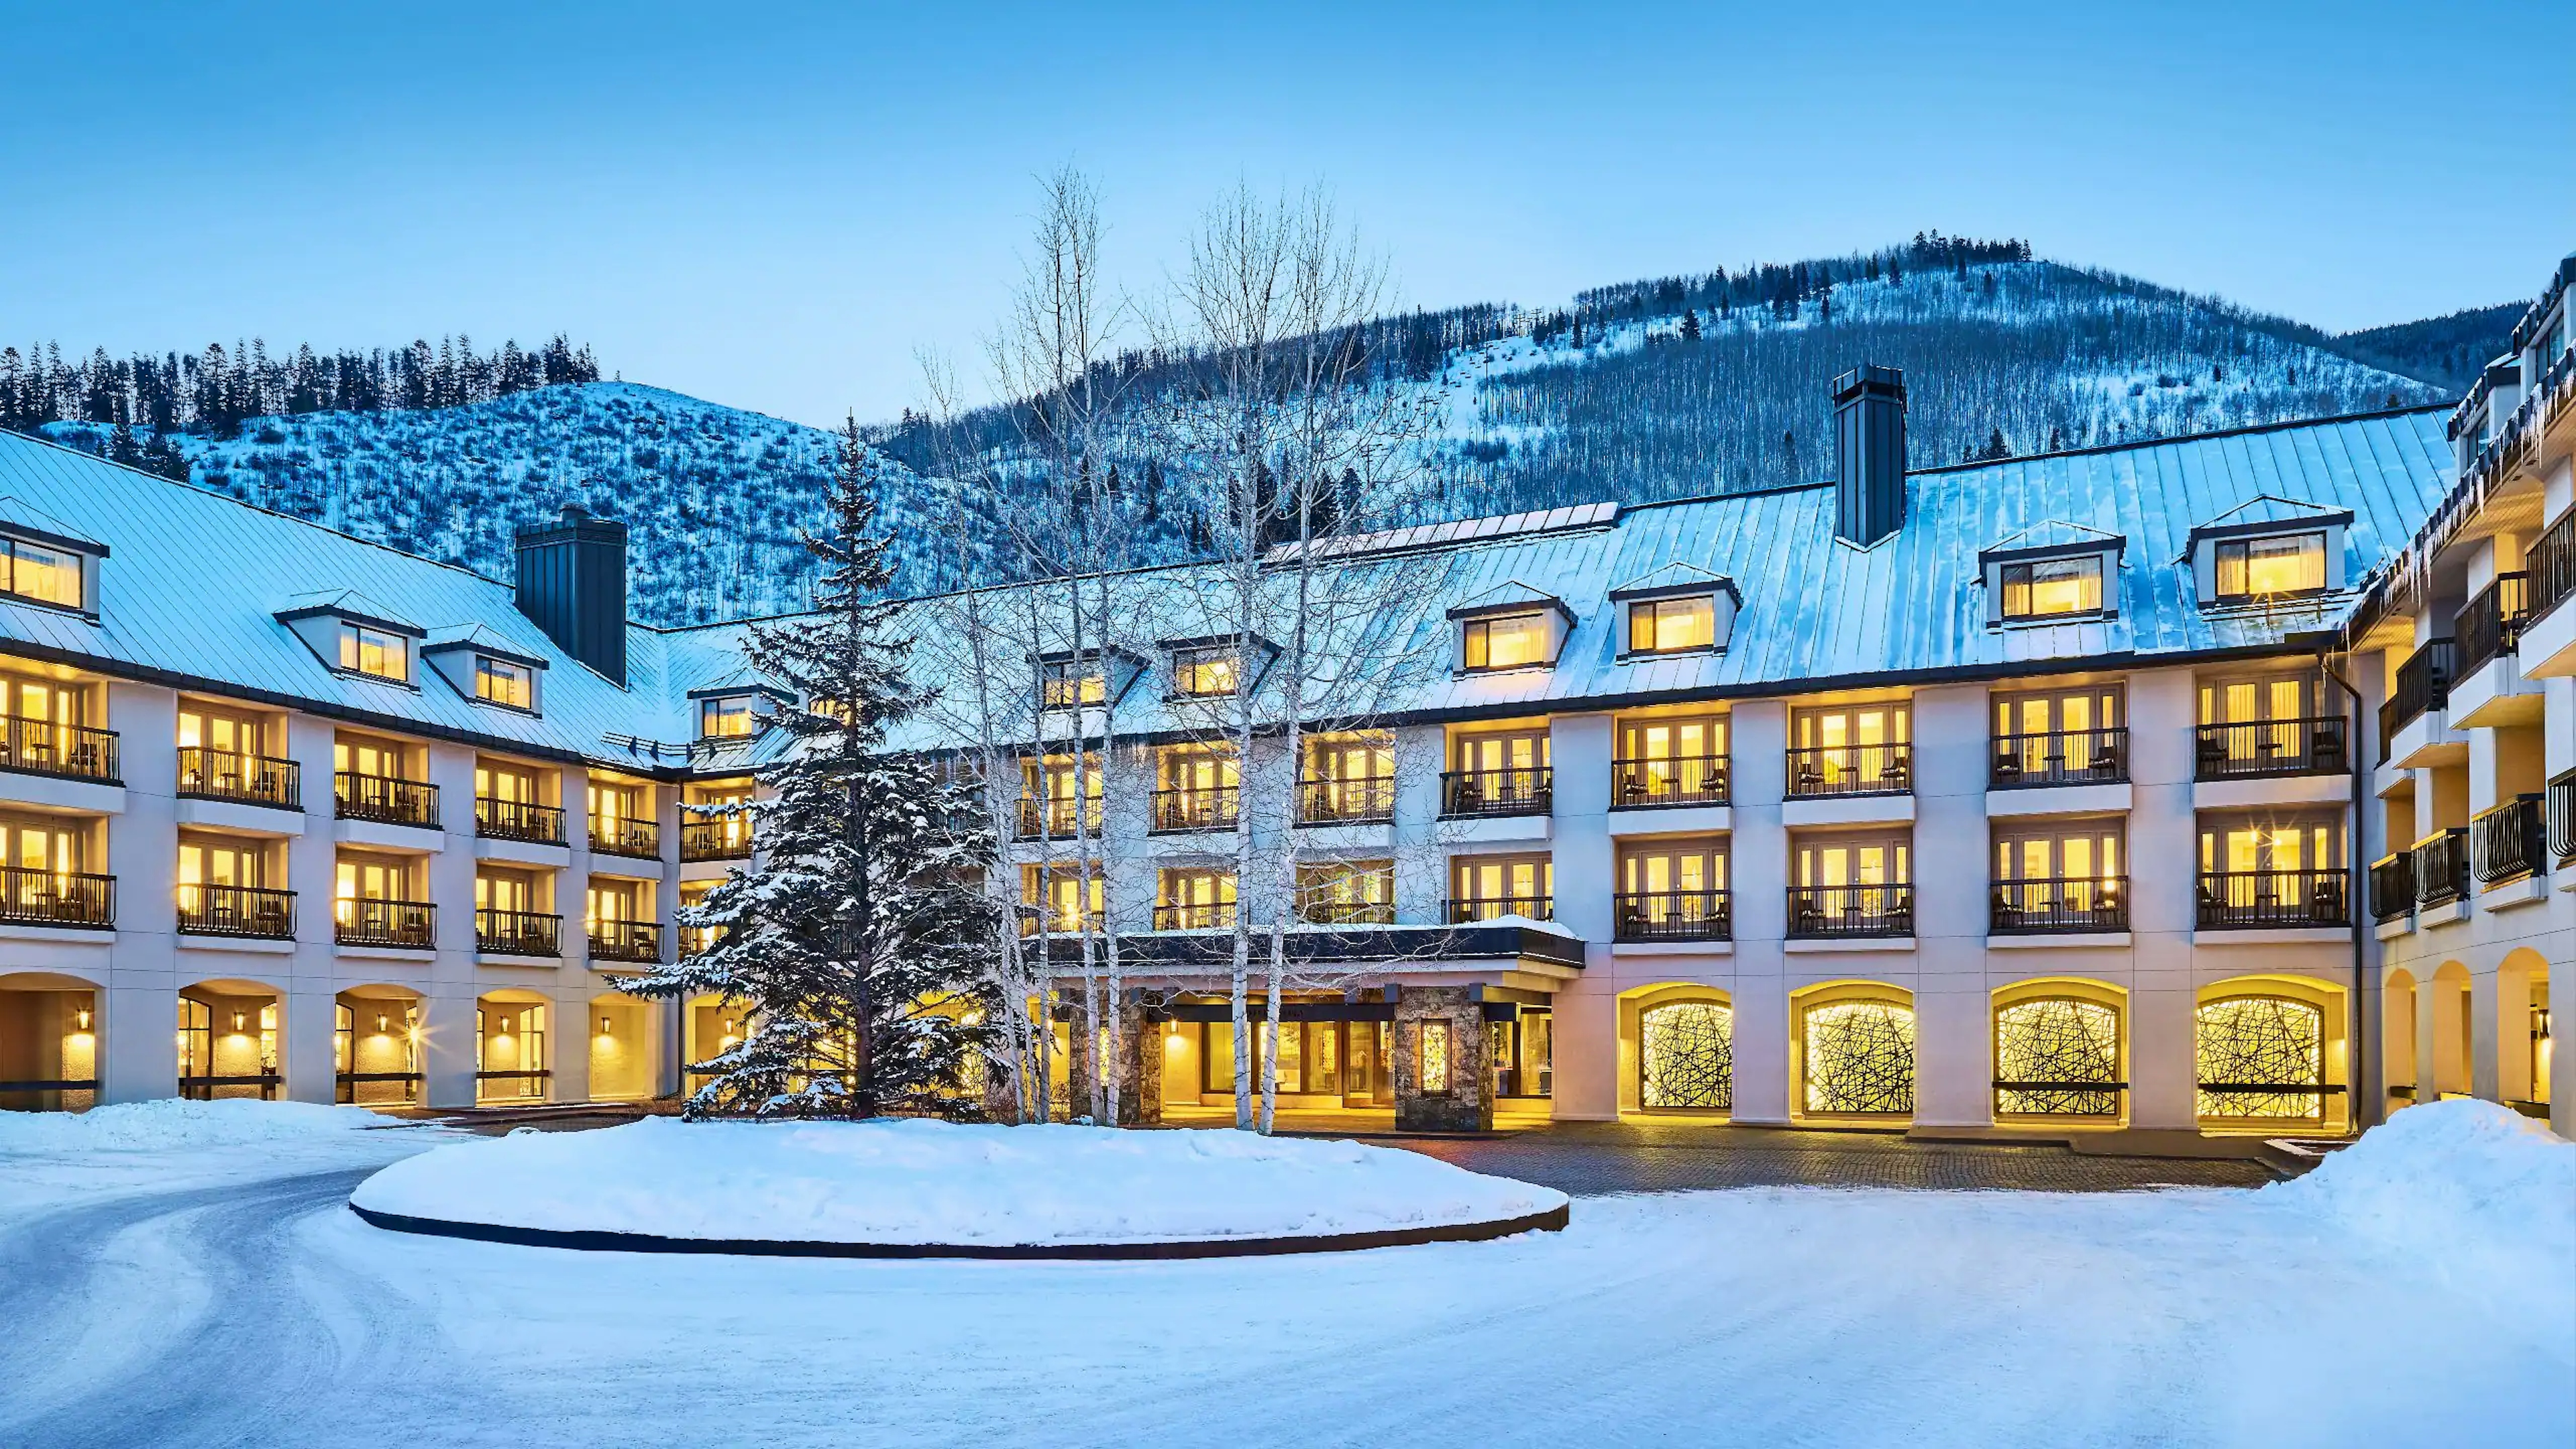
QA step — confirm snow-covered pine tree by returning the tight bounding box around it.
[616,419,996,1120]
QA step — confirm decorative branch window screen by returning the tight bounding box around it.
[1640,1000,1733,1110]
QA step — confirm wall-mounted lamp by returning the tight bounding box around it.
[231,1012,246,1032]
[73,1008,91,1032]
[376,1013,390,1034]
[598,1015,614,1038]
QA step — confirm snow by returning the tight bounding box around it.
[0,1097,393,1152]
[350,1116,1567,1246]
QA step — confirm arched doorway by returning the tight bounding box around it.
[476,990,552,1104]
[2430,962,2472,1099]
[2382,969,2419,1114]
[180,979,282,1100]
[1632,989,1733,1113]
[1992,980,2126,1123]
[2195,976,2349,1132]
[589,992,655,1102]
[335,985,423,1107]
[0,971,100,1112]
[1792,982,1915,1122]
[2500,949,2550,1110]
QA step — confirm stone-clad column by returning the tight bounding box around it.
[1393,984,1490,1131]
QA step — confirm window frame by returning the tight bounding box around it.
[1295,857,1395,924]
[1998,552,2106,622]
[698,694,759,740]
[2212,531,2327,602]
[335,621,411,684]
[1625,594,1717,655]
[1169,644,1244,699]
[1038,655,1108,710]
[0,535,87,613]
[474,655,535,710]
[1460,610,1553,673]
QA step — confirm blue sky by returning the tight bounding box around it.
[3,1,2569,427]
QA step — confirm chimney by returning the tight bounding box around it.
[514,503,629,685]
[1832,364,1907,547]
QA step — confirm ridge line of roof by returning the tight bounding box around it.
[1902,402,2453,476]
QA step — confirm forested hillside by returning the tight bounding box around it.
[2332,303,2528,392]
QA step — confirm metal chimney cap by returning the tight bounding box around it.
[1832,364,1907,404]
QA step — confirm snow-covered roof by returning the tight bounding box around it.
[1977,520,2126,568]
[0,407,2455,771]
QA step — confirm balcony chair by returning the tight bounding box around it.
[2194,735,2228,777]
[1991,888,2022,928]
[1794,761,1825,792]
[1992,750,2022,782]
[2308,880,2346,924]
[1879,755,1910,789]
[2309,724,2347,774]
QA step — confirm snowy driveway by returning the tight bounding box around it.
[1,1119,2567,1449]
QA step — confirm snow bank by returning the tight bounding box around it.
[352,1116,1567,1249]
[0,1098,394,1152]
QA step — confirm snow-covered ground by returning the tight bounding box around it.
[0,1101,2566,1448]
[352,1116,1565,1246]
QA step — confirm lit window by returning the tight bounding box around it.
[336,623,409,682]
[700,696,756,739]
[2,537,85,610]
[1040,657,1107,709]
[1462,611,1550,671]
[1172,647,1240,698]
[2000,555,2104,619]
[475,656,532,708]
[1627,596,1715,653]
[2215,533,2326,600]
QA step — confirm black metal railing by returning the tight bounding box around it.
[2472,794,2546,885]
[590,814,661,859]
[2413,828,2470,907]
[1787,743,1911,797]
[2196,869,2350,928]
[1014,907,1105,938]
[1150,786,1240,833]
[1152,901,1236,930]
[179,1071,280,1102]
[0,865,115,928]
[1440,767,1552,817]
[475,796,566,845]
[475,907,560,956]
[1296,898,1396,926]
[1990,729,2128,788]
[1298,776,1396,824]
[680,816,755,860]
[589,918,663,963]
[0,714,119,785]
[2455,572,2532,678]
[2368,853,2415,923]
[2551,768,2576,861]
[177,747,299,808]
[2528,508,2576,623]
[1014,796,1103,841]
[1990,877,2129,933]
[2381,639,2459,740]
[2194,718,2348,780]
[335,1072,423,1105]
[176,883,295,938]
[335,897,435,949]
[335,771,440,828]
[1613,888,1731,941]
[1788,883,1913,937]
[1444,896,1554,923]
[1611,755,1729,808]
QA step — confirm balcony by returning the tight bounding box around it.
[335,897,435,949]
[2517,509,2576,677]
[680,817,756,861]
[589,918,663,964]
[475,907,561,957]
[2471,794,2545,887]
[2196,869,2349,929]
[2378,639,2459,761]
[475,796,566,845]
[1298,776,1395,824]
[1014,796,1102,841]
[0,715,119,785]
[1990,728,2127,789]
[1611,756,1728,808]
[1990,877,2127,934]
[1150,786,1240,834]
[1788,743,1909,798]
[1444,895,1553,924]
[590,814,661,860]
[2368,853,2415,924]
[175,883,295,939]
[1152,901,1236,931]
[0,865,115,929]
[1440,767,1552,818]
[1788,883,1912,938]
[1015,905,1104,938]
[2551,768,2576,865]
[2455,572,2532,680]
[2412,828,2469,909]
[177,748,299,809]
[1296,899,1396,927]
[335,771,439,828]
[1613,888,1730,942]
[2194,718,2347,780]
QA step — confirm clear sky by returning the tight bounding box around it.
[3,1,2569,428]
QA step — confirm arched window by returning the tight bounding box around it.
[1994,997,2121,1117]
[1803,998,1915,1114]
[1640,1000,1732,1109]
[2196,996,2324,1120]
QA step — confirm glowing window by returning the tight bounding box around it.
[1171,646,1240,698]
[1640,1000,1733,1110]
[1627,596,1715,653]
[2000,554,2104,619]
[1462,611,1550,672]
[474,656,532,708]
[1,537,84,609]
[335,623,408,682]
[1994,998,2122,1117]
[1801,999,1916,1114]
[1040,657,1107,709]
[2214,533,2325,599]
[1418,1020,1451,1092]
[2195,996,2324,1120]
[699,695,756,738]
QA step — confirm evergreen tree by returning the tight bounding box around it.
[617,421,996,1118]
[1679,309,1701,343]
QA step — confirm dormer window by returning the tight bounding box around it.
[1999,555,2103,621]
[700,694,757,739]
[1,536,83,610]
[1172,645,1240,698]
[1040,655,1108,710]
[1627,596,1715,654]
[2214,532,2325,602]
[337,623,411,683]
[475,656,534,709]
[1463,611,1551,672]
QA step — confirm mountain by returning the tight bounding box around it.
[31,238,2478,626]
[2330,303,2528,393]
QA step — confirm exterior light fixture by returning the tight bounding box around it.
[598,1015,614,1037]
[74,1008,91,1032]
[376,1014,390,1033]
[231,1012,246,1032]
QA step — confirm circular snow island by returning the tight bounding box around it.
[349,1116,1570,1260]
